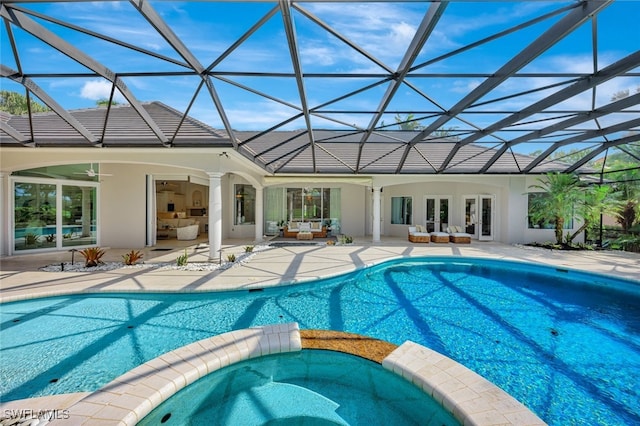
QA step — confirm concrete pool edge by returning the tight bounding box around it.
[24,324,545,426]
[3,252,638,305]
[383,341,545,425]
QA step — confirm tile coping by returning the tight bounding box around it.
[3,251,638,305]
[10,323,546,426]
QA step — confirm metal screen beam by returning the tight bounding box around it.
[131,0,239,147]
[1,5,170,145]
[280,0,316,172]
[356,1,447,172]
[525,116,640,173]
[481,91,640,173]
[397,0,612,173]
[463,48,640,172]
[566,133,640,173]
[0,120,29,144]
[1,65,100,144]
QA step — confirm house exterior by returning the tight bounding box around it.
[0,103,581,258]
[2,0,636,259]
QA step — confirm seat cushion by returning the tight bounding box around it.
[299,222,311,232]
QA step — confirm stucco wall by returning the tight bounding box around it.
[381,180,505,240]
[2,147,589,254]
[99,163,147,248]
[339,184,366,238]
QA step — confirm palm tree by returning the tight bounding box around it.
[568,184,621,243]
[394,113,423,130]
[528,172,582,245]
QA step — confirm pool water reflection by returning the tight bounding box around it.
[1,257,639,425]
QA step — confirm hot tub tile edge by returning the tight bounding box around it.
[51,323,303,426]
[382,341,546,426]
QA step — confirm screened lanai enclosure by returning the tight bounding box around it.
[0,0,639,252]
[1,0,638,175]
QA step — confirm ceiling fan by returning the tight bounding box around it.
[74,163,112,177]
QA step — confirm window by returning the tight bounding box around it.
[527,193,573,229]
[264,187,341,234]
[234,184,256,225]
[303,187,321,219]
[391,196,412,225]
[62,185,97,247]
[286,188,303,222]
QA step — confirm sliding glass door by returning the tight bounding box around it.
[14,179,98,251]
[62,185,97,247]
[14,182,57,250]
[264,187,341,235]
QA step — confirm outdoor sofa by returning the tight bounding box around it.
[283,221,328,238]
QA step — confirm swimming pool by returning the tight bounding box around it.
[1,257,639,425]
[138,349,460,426]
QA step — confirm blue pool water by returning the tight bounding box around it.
[138,350,460,426]
[1,257,639,425]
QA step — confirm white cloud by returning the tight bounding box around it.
[451,79,482,94]
[304,3,423,65]
[80,80,127,103]
[300,46,337,67]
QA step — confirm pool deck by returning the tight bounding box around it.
[1,237,639,303]
[1,238,638,425]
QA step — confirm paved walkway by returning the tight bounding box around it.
[1,237,638,303]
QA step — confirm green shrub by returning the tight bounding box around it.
[244,245,254,253]
[176,249,188,266]
[227,253,236,262]
[340,235,353,244]
[613,234,640,253]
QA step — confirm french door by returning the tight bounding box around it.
[424,196,451,233]
[462,195,495,241]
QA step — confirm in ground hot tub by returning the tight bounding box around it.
[138,349,459,425]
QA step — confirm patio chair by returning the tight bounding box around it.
[430,231,450,243]
[446,226,471,244]
[408,226,430,243]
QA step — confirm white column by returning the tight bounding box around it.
[254,186,264,243]
[207,172,223,261]
[372,186,381,243]
[0,173,6,256]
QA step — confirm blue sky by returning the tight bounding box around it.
[1,0,639,155]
